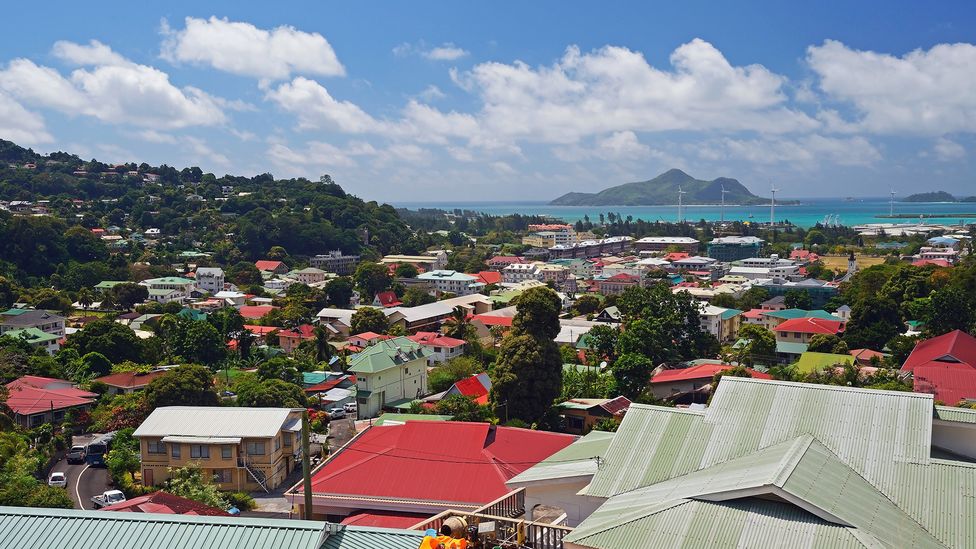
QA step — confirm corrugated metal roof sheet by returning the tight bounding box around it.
[133,407,300,439]
[576,378,973,548]
[934,405,976,424]
[321,524,424,548]
[0,507,328,549]
[508,430,611,485]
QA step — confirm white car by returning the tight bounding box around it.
[343,402,357,413]
[328,407,346,419]
[48,472,67,488]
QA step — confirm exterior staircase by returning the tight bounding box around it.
[239,457,270,493]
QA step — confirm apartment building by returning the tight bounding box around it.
[502,263,543,284]
[706,236,764,262]
[310,250,360,275]
[194,267,224,295]
[416,270,480,296]
[348,337,431,418]
[634,236,699,253]
[133,407,304,492]
[527,223,576,245]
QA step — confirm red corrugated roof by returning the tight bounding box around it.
[913,364,976,406]
[6,376,97,399]
[244,324,279,335]
[279,324,316,339]
[902,330,976,374]
[303,421,574,505]
[664,252,690,261]
[239,305,277,319]
[340,511,431,529]
[93,370,167,389]
[472,271,502,285]
[305,378,343,394]
[471,315,513,327]
[254,260,285,271]
[408,332,466,348]
[772,317,845,335]
[913,259,951,268]
[650,363,772,384]
[101,491,229,516]
[351,331,388,341]
[451,375,489,400]
[742,308,765,319]
[4,384,95,416]
[374,291,402,308]
[488,256,524,265]
[605,273,639,282]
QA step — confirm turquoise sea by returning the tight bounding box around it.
[395,198,976,229]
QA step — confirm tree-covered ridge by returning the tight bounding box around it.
[902,191,959,202]
[0,139,418,279]
[549,168,783,206]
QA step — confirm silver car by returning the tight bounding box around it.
[48,471,67,488]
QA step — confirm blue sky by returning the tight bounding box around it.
[1,1,974,201]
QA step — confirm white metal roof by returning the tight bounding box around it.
[161,435,241,444]
[134,407,299,439]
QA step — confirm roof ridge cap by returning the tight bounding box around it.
[771,435,816,488]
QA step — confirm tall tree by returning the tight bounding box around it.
[144,364,220,408]
[612,353,654,399]
[350,307,389,334]
[844,297,902,350]
[735,324,777,368]
[353,262,392,299]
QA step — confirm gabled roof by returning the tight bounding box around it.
[296,421,574,507]
[795,351,856,374]
[254,260,286,271]
[902,330,976,374]
[772,317,845,334]
[347,337,429,374]
[278,324,316,339]
[567,435,944,549]
[0,507,332,549]
[93,370,167,389]
[471,271,502,285]
[134,407,298,439]
[577,377,972,548]
[650,363,772,384]
[238,305,277,319]
[406,331,466,348]
[4,382,96,416]
[373,291,402,307]
[447,374,490,404]
[762,308,837,320]
[101,491,229,516]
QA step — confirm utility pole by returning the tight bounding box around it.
[769,185,779,227]
[301,410,312,520]
[677,186,686,224]
[720,184,729,223]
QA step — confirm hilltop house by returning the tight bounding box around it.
[772,317,846,345]
[140,277,195,304]
[255,260,288,274]
[0,308,65,337]
[133,406,304,492]
[348,337,431,418]
[194,267,224,295]
[416,270,480,296]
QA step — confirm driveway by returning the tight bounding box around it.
[50,434,112,510]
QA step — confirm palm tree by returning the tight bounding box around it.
[443,305,470,340]
[77,287,94,310]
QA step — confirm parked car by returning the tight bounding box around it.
[343,402,357,413]
[66,445,86,464]
[328,407,346,419]
[48,472,67,488]
[91,490,126,509]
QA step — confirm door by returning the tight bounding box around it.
[143,468,153,486]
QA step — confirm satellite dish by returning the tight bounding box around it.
[599,361,608,370]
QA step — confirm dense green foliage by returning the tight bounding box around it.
[551,169,775,206]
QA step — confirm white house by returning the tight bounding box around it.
[416,270,480,296]
[348,337,431,418]
[292,267,327,285]
[194,267,224,295]
[140,277,195,304]
[502,263,543,284]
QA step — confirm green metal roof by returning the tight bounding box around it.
[320,524,424,549]
[764,309,838,320]
[144,277,194,285]
[0,507,328,549]
[565,498,874,549]
[347,337,430,374]
[94,280,126,289]
[5,327,59,344]
[795,352,855,374]
[508,430,612,485]
[578,378,975,548]
[719,308,743,320]
[776,340,809,355]
[372,413,453,426]
[934,405,976,424]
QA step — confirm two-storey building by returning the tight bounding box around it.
[133,407,304,492]
[349,337,431,418]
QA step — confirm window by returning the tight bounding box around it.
[171,444,181,458]
[213,469,232,483]
[147,440,166,454]
[30,414,45,427]
[190,444,210,459]
[53,410,65,422]
[246,441,266,455]
[274,436,281,452]
[283,433,292,447]
[221,445,232,459]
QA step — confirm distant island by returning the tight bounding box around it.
[902,191,976,203]
[549,169,790,206]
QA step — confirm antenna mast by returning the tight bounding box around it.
[720,184,729,223]
[677,186,686,223]
[889,190,895,217]
[770,184,779,227]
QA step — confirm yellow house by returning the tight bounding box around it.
[133,406,304,492]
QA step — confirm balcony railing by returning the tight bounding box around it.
[473,487,525,518]
[409,508,572,549]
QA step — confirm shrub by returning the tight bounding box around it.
[225,491,256,511]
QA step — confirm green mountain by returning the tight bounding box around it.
[549,169,774,206]
[902,191,958,202]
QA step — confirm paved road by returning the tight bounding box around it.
[50,435,111,510]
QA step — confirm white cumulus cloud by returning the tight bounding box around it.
[161,16,345,81]
[0,92,52,144]
[0,42,227,129]
[932,137,966,161]
[266,77,381,132]
[808,40,976,135]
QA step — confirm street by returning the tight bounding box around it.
[50,435,112,510]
